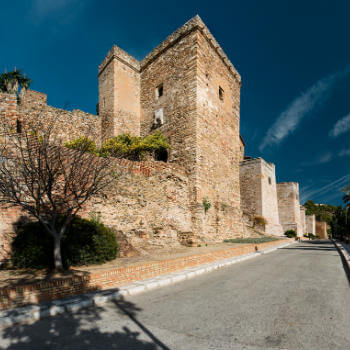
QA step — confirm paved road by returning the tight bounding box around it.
[1,240,349,350]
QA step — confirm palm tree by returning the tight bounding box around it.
[0,69,31,94]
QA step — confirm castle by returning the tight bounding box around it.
[0,16,318,261]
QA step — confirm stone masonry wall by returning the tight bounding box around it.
[0,92,18,131]
[316,221,328,239]
[277,182,302,236]
[240,159,262,216]
[83,159,193,250]
[0,157,192,264]
[306,214,316,235]
[140,29,198,174]
[98,46,141,141]
[239,136,245,161]
[138,16,244,241]
[195,27,243,240]
[18,90,101,146]
[300,206,306,234]
[240,158,283,236]
[260,160,283,236]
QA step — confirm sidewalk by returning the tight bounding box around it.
[0,239,293,312]
[0,239,293,328]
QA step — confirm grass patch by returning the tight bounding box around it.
[224,237,282,244]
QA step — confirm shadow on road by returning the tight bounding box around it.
[332,242,350,286]
[280,240,350,286]
[0,295,170,350]
[280,240,336,251]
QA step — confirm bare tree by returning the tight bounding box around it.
[0,120,116,270]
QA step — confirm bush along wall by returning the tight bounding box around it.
[65,131,170,161]
[11,216,118,269]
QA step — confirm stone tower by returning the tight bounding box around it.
[98,15,244,241]
[98,46,141,140]
[240,158,284,236]
[300,205,306,234]
[306,214,316,235]
[277,182,302,236]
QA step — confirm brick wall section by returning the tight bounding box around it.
[316,221,328,239]
[306,214,316,235]
[0,239,289,310]
[277,182,302,236]
[240,158,283,236]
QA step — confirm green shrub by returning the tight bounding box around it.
[11,216,118,269]
[253,216,267,227]
[203,197,211,213]
[11,222,53,269]
[224,237,280,244]
[284,229,297,238]
[99,131,170,161]
[65,137,98,155]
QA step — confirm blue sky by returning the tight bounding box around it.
[1,0,349,205]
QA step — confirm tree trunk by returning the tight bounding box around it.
[53,234,63,270]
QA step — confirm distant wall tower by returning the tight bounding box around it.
[277,182,302,236]
[306,214,316,235]
[240,158,283,236]
[98,46,141,141]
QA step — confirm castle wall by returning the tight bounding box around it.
[140,30,198,172]
[18,90,101,145]
[0,92,18,131]
[306,214,316,235]
[239,159,262,216]
[0,158,193,263]
[138,16,244,241]
[98,46,141,141]
[300,206,306,234]
[277,182,302,236]
[239,136,245,161]
[83,159,192,250]
[195,29,243,240]
[239,158,283,236]
[316,221,328,239]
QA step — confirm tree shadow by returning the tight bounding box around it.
[0,295,170,350]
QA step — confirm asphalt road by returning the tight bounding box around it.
[1,240,349,350]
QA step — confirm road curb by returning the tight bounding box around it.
[333,240,350,271]
[0,240,294,328]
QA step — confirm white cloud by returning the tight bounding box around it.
[32,0,76,17]
[259,67,349,152]
[301,151,333,166]
[339,148,350,157]
[300,174,350,203]
[31,0,87,24]
[329,113,350,138]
